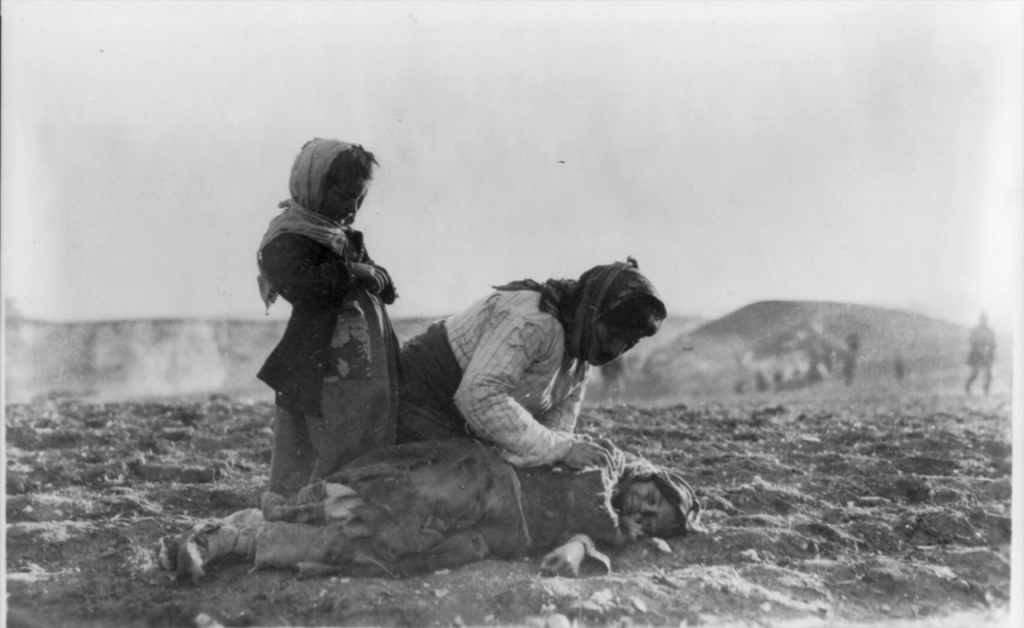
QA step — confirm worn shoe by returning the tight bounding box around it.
[155,534,181,572]
[176,524,217,582]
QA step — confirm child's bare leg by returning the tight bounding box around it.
[158,482,372,582]
[268,407,317,495]
[255,519,371,569]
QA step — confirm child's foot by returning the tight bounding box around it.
[157,518,259,583]
[155,533,182,572]
[155,524,216,582]
[176,526,214,582]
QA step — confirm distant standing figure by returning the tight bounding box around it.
[803,323,827,384]
[841,332,861,386]
[893,353,905,384]
[965,313,996,395]
[257,139,402,495]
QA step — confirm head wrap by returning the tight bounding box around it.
[613,456,704,538]
[494,257,666,361]
[256,139,359,309]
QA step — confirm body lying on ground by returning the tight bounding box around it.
[157,439,702,581]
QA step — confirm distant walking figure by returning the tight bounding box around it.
[841,333,861,386]
[965,313,996,395]
[893,353,905,384]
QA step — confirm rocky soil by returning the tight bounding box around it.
[4,387,1015,627]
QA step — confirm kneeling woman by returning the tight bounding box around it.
[399,257,668,471]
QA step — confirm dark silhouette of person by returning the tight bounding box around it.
[841,333,861,386]
[802,322,828,384]
[965,313,996,395]
[893,353,905,384]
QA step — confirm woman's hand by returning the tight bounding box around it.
[351,263,389,295]
[561,441,612,470]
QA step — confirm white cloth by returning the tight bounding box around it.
[444,290,590,466]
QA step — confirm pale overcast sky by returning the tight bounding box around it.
[2,1,1022,331]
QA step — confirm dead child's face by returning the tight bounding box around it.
[619,480,679,536]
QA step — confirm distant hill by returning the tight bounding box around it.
[624,300,1011,399]
[691,299,963,358]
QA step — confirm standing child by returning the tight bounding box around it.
[256,138,401,495]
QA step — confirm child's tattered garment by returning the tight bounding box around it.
[251,440,625,573]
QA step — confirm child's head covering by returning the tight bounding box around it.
[493,257,667,361]
[614,457,704,538]
[287,138,355,214]
[256,138,369,309]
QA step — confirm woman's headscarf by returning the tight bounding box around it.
[494,257,667,361]
[256,138,358,309]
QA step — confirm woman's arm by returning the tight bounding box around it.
[453,318,574,467]
[535,375,586,433]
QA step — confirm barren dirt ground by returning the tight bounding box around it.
[4,388,1014,628]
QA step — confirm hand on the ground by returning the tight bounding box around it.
[351,264,388,295]
[561,441,612,470]
[540,537,587,577]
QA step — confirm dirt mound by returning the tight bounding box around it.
[691,300,958,341]
[4,391,1014,627]
[634,301,1012,399]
